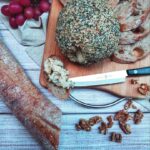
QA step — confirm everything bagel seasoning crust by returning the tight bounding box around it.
[56,0,120,65]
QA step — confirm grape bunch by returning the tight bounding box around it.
[1,0,51,29]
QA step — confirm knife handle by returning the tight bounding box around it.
[127,66,150,76]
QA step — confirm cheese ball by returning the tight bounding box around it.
[56,0,120,65]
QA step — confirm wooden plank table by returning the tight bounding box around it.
[0,19,150,150]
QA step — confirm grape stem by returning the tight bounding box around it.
[31,0,40,6]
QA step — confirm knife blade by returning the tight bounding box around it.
[69,67,150,87]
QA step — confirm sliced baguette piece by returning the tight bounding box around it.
[119,14,150,44]
[114,0,150,32]
[43,71,70,100]
[43,57,71,100]
[47,83,70,100]
[111,33,150,63]
[119,7,150,32]
[119,28,150,45]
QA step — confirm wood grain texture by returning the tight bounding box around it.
[40,0,150,99]
[0,114,150,150]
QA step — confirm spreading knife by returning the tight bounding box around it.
[69,66,150,87]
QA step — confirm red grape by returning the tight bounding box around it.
[1,0,51,29]
[24,7,34,19]
[16,14,26,26]
[1,5,10,16]
[9,17,18,29]
[9,2,23,15]
[19,0,31,7]
[34,7,42,20]
[39,1,50,12]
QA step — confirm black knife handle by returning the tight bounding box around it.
[127,66,150,76]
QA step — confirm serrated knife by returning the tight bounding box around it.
[69,67,150,87]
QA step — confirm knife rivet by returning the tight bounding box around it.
[134,70,138,74]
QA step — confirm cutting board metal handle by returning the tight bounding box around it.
[127,66,150,76]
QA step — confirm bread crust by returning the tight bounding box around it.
[0,41,62,150]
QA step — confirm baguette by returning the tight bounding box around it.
[0,40,62,150]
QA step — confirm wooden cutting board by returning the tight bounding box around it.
[40,0,150,99]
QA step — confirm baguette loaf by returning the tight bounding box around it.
[0,40,62,150]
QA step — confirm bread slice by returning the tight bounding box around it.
[47,83,70,100]
[115,0,150,32]
[119,14,150,44]
[43,57,72,100]
[112,8,150,63]
[111,34,150,63]
[43,72,70,100]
